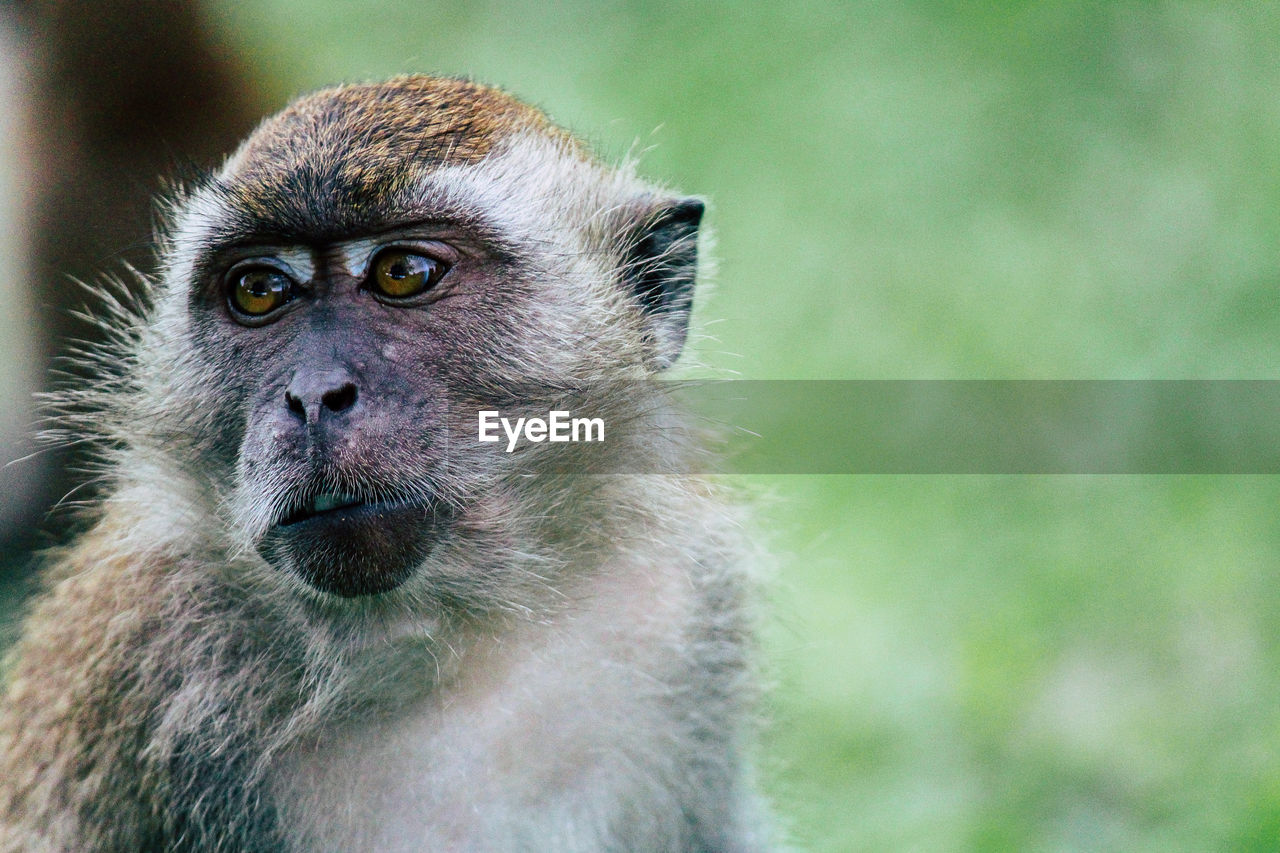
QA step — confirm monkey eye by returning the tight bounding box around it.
[228,266,295,318]
[369,249,448,299]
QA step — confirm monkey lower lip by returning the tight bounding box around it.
[261,499,448,597]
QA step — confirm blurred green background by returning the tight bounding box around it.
[15,1,1280,849]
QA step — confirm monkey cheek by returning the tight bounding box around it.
[256,503,447,598]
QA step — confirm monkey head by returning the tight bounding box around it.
[131,76,703,600]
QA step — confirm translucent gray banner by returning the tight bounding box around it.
[449,381,1280,474]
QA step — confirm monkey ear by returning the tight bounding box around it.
[622,197,705,370]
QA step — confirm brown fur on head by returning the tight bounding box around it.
[238,76,560,169]
[220,76,576,240]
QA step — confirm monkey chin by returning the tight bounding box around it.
[256,500,450,598]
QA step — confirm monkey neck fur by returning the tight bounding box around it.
[14,463,747,850]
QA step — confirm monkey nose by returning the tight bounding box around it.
[285,367,359,425]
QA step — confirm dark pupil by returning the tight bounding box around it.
[390,256,425,279]
[248,273,275,295]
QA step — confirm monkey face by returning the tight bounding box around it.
[187,230,533,597]
[228,239,461,598]
[157,77,703,601]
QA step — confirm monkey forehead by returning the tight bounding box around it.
[211,76,584,240]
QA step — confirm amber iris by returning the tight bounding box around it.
[230,268,293,316]
[372,250,443,298]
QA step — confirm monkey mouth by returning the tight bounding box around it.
[278,491,365,526]
[262,488,452,597]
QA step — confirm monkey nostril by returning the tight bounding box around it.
[285,390,306,420]
[285,370,358,424]
[322,383,358,413]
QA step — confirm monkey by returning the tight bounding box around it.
[0,75,769,852]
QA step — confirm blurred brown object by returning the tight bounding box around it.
[1,0,268,565]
